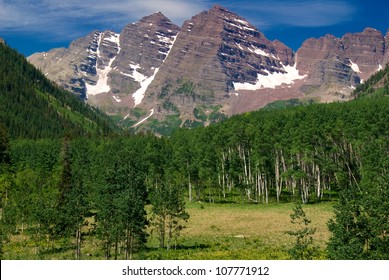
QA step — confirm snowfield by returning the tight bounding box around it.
[85,33,121,96]
[233,63,306,90]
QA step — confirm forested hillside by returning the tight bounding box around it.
[0,45,388,259]
[1,91,387,259]
[353,63,389,98]
[0,43,119,138]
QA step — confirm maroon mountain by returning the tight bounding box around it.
[28,6,389,131]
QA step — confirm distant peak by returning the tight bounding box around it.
[360,27,384,37]
[138,12,173,25]
[151,11,165,17]
[363,27,380,33]
[211,4,230,13]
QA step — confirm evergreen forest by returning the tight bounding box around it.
[0,43,118,138]
[0,43,388,260]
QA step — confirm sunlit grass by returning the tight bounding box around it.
[4,202,334,260]
[144,201,334,259]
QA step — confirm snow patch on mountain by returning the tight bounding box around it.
[349,60,361,73]
[131,109,155,127]
[132,35,177,106]
[85,32,121,96]
[132,68,159,107]
[112,95,122,102]
[225,17,256,32]
[248,45,277,59]
[233,64,306,90]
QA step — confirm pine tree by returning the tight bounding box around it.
[286,204,318,259]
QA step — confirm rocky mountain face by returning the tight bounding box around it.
[296,28,388,101]
[28,12,180,119]
[384,29,389,65]
[143,5,300,123]
[28,5,389,133]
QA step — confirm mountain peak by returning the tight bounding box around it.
[362,27,381,34]
[142,11,171,21]
[26,7,389,134]
[0,37,5,45]
[211,4,228,11]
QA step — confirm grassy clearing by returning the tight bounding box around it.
[3,202,335,260]
[144,201,334,259]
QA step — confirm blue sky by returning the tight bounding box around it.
[1,0,388,56]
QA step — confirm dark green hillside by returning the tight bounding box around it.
[353,63,389,98]
[0,43,119,139]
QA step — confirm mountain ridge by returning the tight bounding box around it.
[27,5,389,133]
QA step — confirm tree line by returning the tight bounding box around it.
[0,59,388,258]
[0,133,190,259]
[0,92,387,259]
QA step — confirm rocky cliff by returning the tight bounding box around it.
[144,5,304,121]
[28,13,180,119]
[296,28,387,101]
[28,5,389,132]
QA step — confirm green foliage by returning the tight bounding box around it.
[174,79,196,96]
[1,65,388,259]
[208,111,227,123]
[130,108,148,119]
[162,101,180,114]
[0,43,119,139]
[192,105,226,125]
[158,81,172,99]
[327,138,389,260]
[91,138,148,259]
[353,63,389,98]
[286,204,318,259]
[182,119,204,129]
[147,115,182,136]
[150,183,190,250]
[193,107,207,122]
[263,98,315,110]
[0,123,10,165]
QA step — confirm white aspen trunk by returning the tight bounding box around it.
[76,225,82,260]
[316,164,321,199]
[242,146,249,185]
[222,152,226,198]
[248,149,252,185]
[275,150,281,202]
[292,179,296,195]
[125,228,129,260]
[167,219,173,251]
[187,162,192,202]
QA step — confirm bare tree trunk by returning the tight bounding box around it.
[316,164,322,200]
[275,150,281,202]
[75,225,82,260]
[187,162,192,202]
[167,219,172,251]
[159,216,166,249]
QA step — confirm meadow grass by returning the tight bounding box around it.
[4,202,335,260]
[143,201,334,260]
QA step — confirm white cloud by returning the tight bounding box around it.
[0,0,207,39]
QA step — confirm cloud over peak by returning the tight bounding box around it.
[0,0,207,39]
